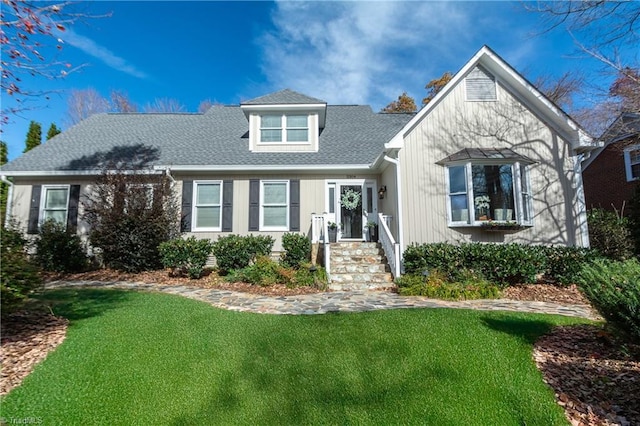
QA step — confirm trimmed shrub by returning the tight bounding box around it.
[403,243,463,279]
[211,234,274,275]
[34,219,87,273]
[1,226,42,313]
[577,259,640,343]
[159,237,213,279]
[396,269,500,300]
[541,246,600,285]
[403,242,545,287]
[280,233,311,269]
[587,208,634,261]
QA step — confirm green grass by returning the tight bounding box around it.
[1,289,589,425]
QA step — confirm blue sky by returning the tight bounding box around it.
[1,1,614,161]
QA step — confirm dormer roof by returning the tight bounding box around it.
[240,89,328,127]
[242,89,326,105]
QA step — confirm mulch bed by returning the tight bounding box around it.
[2,271,638,425]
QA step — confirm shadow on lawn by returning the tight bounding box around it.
[35,288,132,322]
[480,315,557,345]
[169,312,461,425]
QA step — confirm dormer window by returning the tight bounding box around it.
[241,89,327,153]
[260,114,309,143]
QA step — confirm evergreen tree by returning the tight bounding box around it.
[46,123,61,140]
[24,121,42,153]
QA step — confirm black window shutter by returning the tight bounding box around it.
[290,179,300,231]
[248,179,260,231]
[27,185,42,234]
[222,180,233,232]
[181,180,193,232]
[66,185,81,232]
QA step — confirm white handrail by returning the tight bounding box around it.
[310,213,331,281]
[378,213,401,278]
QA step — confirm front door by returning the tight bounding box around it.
[340,185,363,239]
[327,180,377,241]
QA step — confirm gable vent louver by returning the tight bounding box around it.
[466,65,497,101]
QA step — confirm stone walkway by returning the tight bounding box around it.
[45,280,599,320]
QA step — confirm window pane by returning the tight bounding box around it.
[632,163,640,179]
[264,183,287,204]
[45,188,68,209]
[263,206,287,227]
[197,184,220,205]
[261,129,282,142]
[450,194,468,222]
[449,166,466,193]
[328,187,335,213]
[286,115,307,127]
[287,129,308,142]
[44,210,66,223]
[196,206,220,228]
[630,149,640,163]
[520,166,530,221]
[472,165,514,221]
[366,187,373,212]
[261,115,281,128]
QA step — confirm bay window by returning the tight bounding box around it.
[446,162,532,226]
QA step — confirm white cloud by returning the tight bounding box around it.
[257,1,489,109]
[60,28,148,79]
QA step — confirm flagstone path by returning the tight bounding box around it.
[46,280,599,320]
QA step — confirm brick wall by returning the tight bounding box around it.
[583,142,640,216]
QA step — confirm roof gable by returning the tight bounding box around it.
[387,45,595,153]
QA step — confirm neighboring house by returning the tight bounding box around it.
[582,112,640,215]
[1,46,597,281]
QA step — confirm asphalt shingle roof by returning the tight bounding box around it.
[2,103,413,173]
[242,89,326,105]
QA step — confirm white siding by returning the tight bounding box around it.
[399,78,583,249]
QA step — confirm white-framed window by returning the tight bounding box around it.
[40,185,70,225]
[465,65,497,101]
[192,181,222,231]
[445,162,532,226]
[260,180,289,230]
[259,114,309,143]
[624,145,640,181]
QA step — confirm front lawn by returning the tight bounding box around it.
[1,289,588,425]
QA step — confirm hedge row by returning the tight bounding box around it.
[403,242,600,287]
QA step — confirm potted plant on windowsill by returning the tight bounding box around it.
[480,220,523,232]
[365,221,378,242]
[327,222,338,243]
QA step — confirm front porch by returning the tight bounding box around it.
[311,213,402,289]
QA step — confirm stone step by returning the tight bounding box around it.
[328,282,396,291]
[330,254,387,264]
[331,263,390,274]
[329,273,394,284]
[330,247,385,257]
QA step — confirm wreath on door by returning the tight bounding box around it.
[341,189,361,210]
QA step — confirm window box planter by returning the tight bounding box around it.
[480,221,524,232]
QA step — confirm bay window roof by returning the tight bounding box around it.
[437,148,536,165]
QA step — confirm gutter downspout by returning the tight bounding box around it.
[1,176,14,228]
[383,154,404,255]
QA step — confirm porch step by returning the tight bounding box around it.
[328,242,394,291]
